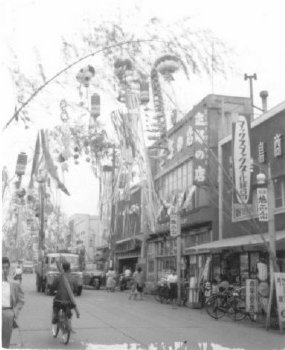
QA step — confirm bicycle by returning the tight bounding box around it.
[206,287,247,321]
[52,301,73,345]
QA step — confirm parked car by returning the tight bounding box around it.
[22,260,34,273]
[83,263,104,290]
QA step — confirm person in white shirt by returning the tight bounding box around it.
[2,257,24,348]
[14,264,23,283]
[167,269,178,303]
[124,268,132,278]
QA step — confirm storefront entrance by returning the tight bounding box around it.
[118,257,138,273]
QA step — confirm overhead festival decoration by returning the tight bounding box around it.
[154,54,188,82]
[76,65,95,87]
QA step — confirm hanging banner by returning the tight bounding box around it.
[274,273,285,332]
[232,115,252,204]
[257,187,269,222]
[170,213,180,237]
[193,110,208,185]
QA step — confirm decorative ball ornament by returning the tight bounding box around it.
[114,58,133,82]
[90,93,100,119]
[256,172,266,185]
[76,65,95,87]
[154,54,188,82]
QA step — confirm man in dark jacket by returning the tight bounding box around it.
[50,260,77,336]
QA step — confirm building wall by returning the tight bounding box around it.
[68,214,100,261]
[221,106,285,238]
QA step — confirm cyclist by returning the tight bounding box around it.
[50,260,78,336]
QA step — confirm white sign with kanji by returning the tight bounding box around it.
[274,134,283,157]
[274,273,285,331]
[169,213,180,237]
[257,187,269,222]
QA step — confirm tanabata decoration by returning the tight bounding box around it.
[140,81,149,104]
[76,65,95,87]
[154,54,188,82]
[114,58,133,82]
[91,93,100,119]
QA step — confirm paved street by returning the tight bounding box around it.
[9,274,284,350]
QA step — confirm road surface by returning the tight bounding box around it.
[10,274,285,350]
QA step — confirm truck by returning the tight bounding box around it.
[35,251,83,296]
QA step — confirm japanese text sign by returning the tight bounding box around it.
[274,273,285,331]
[257,187,269,222]
[232,115,252,204]
[193,111,208,185]
[246,279,258,313]
[258,142,266,163]
[273,134,283,158]
[170,213,180,237]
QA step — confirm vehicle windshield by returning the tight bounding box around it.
[49,254,79,270]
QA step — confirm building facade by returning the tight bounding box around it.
[145,94,251,289]
[186,100,285,285]
[68,213,100,261]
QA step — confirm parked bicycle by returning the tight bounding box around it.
[154,280,189,306]
[206,286,250,321]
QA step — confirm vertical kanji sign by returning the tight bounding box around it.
[193,110,208,185]
[257,187,269,222]
[232,115,252,204]
[274,273,285,332]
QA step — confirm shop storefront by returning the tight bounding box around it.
[114,237,142,273]
[185,231,285,285]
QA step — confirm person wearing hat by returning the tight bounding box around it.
[2,256,25,348]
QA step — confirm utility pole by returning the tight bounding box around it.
[109,145,116,269]
[176,213,182,305]
[244,73,257,118]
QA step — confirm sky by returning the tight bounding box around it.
[1,0,285,217]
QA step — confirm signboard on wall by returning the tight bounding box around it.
[232,115,252,205]
[170,213,180,237]
[274,273,285,331]
[193,110,208,185]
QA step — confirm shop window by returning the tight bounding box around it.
[274,177,285,209]
[240,253,249,284]
[212,255,221,282]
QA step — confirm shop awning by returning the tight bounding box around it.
[185,231,285,254]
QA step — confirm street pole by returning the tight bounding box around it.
[267,164,277,275]
[176,213,182,305]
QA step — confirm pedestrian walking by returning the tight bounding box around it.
[167,268,178,306]
[106,268,116,292]
[133,267,144,300]
[2,257,24,348]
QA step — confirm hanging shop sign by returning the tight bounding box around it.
[273,134,283,158]
[193,111,208,185]
[274,273,285,331]
[258,142,267,163]
[170,213,180,237]
[232,115,252,204]
[257,187,269,222]
[246,279,258,313]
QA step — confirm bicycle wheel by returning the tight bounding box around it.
[227,297,246,321]
[206,295,226,319]
[62,331,70,345]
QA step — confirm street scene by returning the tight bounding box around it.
[9,274,285,350]
[1,0,285,349]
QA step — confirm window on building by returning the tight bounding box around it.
[274,177,285,209]
[182,162,187,189]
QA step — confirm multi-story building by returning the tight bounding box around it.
[113,182,149,273]
[186,100,285,283]
[68,214,100,261]
[145,94,252,289]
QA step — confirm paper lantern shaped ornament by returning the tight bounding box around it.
[91,93,100,119]
[76,65,95,87]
